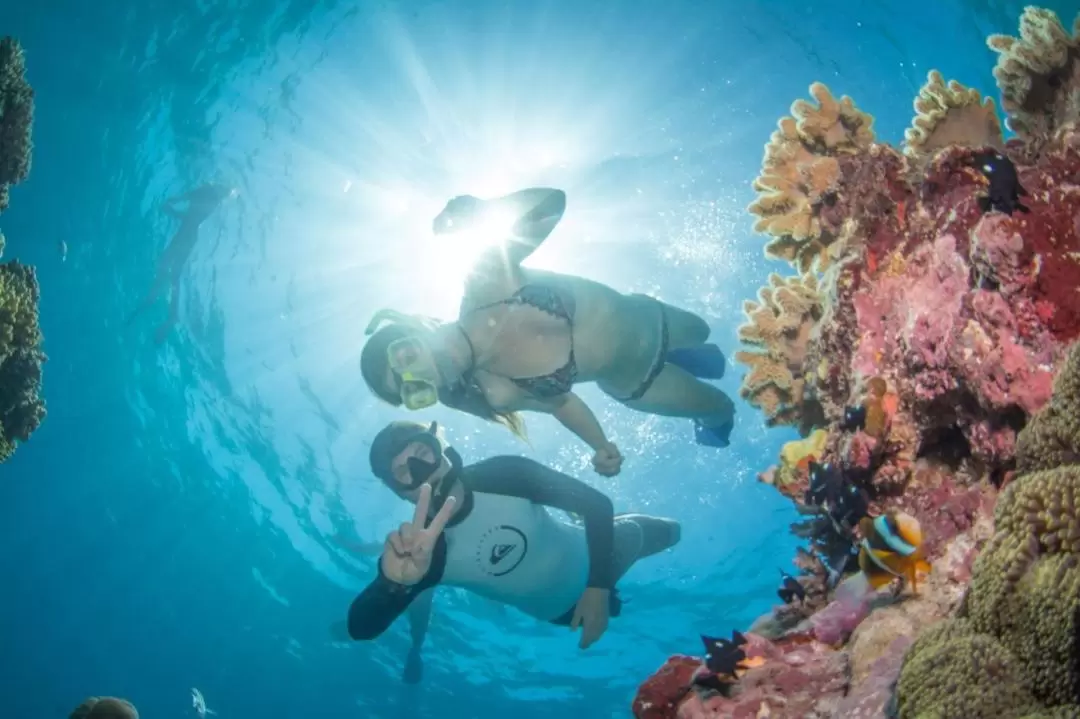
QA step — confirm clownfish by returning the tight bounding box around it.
[857,511,932,591]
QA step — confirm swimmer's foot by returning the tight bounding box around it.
[694,417,732,448]
[667,343,726,380]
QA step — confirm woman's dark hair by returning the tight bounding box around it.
[360,321,528,442]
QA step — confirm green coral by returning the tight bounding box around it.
[893,619,1038,718]
[1015,343,1080,475]
[0,259,44,461]
[0,35,43,463]
[0,36,34,214]
[893,342,1080,717]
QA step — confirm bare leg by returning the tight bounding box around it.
[612,514,681,581]
[609,363,734,428]
[655,301,710,349]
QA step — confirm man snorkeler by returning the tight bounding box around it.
[337,420,681,682]
[125,182,236,343]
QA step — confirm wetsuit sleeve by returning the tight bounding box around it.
[346,535,447,640]
[467,456,616,589]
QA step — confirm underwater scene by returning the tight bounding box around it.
[2,0,1080,717]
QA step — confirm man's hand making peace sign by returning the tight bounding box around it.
[381,484,458,585]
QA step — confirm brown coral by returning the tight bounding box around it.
[987,7,1080,144]
[734,272,824,427]
[903,70,1004,162]
[747,82,875,273]
[0,36,33,214]
[70,697,139,719]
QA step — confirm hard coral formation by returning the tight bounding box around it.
[0,35,43,463]
[0,36,33,214]
[734,272,823,428]
[893,342,1080,717]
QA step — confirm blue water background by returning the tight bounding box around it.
[2,0,1074,716]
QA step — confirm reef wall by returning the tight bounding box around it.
[634,7,1080,718]
[0,35,44,463]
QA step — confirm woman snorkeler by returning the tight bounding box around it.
[361,188,735,477]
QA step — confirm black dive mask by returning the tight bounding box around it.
[398,428,464,512]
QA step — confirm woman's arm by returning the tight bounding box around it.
[544,392,611,452]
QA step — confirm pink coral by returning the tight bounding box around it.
[804,574,876,645]
[832,635,912,718]
[632,655,701,719]
[674,635,848,719]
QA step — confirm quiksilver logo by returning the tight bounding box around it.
[490,543,516,565]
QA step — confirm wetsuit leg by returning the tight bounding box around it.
[612,513,681,581]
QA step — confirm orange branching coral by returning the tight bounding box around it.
[735,272,824,427]
[747,82,876,273]
[987,7,1080,144]
[903,70,1004,162]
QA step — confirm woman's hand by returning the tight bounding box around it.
[591,442,623,477]
[380,484,457,585]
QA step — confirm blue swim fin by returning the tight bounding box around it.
[667,344,726,379]
[694,418,732,448]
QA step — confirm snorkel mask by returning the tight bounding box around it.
[371,421,465,511]
[366,309,443,411]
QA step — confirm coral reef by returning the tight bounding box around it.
[733,272,824,429]
[70,697,139,719]
[0,259,45,461]
[636,7,1080,718]
[904,70,1004,162]
[0,36,33,214]
[987,7,1080,148]
[0,36,43,463]
[747,83,875,274]
[892,341,1080,717]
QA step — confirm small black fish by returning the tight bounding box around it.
[832,483,870,529]
[840,404,867,431]
[805,460,842,507]
[973,150,1030,216]
[700,631,748,676]
[777,569,807,604]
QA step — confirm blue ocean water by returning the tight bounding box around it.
[1,0,1074,717]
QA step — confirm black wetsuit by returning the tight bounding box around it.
[347,456,677,640]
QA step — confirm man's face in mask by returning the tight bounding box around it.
[390,439,448,502]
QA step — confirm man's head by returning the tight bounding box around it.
[369,420,453,502]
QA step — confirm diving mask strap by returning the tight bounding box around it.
[366,308,437,336]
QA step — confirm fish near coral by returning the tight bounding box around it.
[840,404,867,432]
[841,376,892,439]
[777,569,807,604]
[857,511,931,592]
[693,631,767,694]
[806,460,870,530]
[972,149,1030,215]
